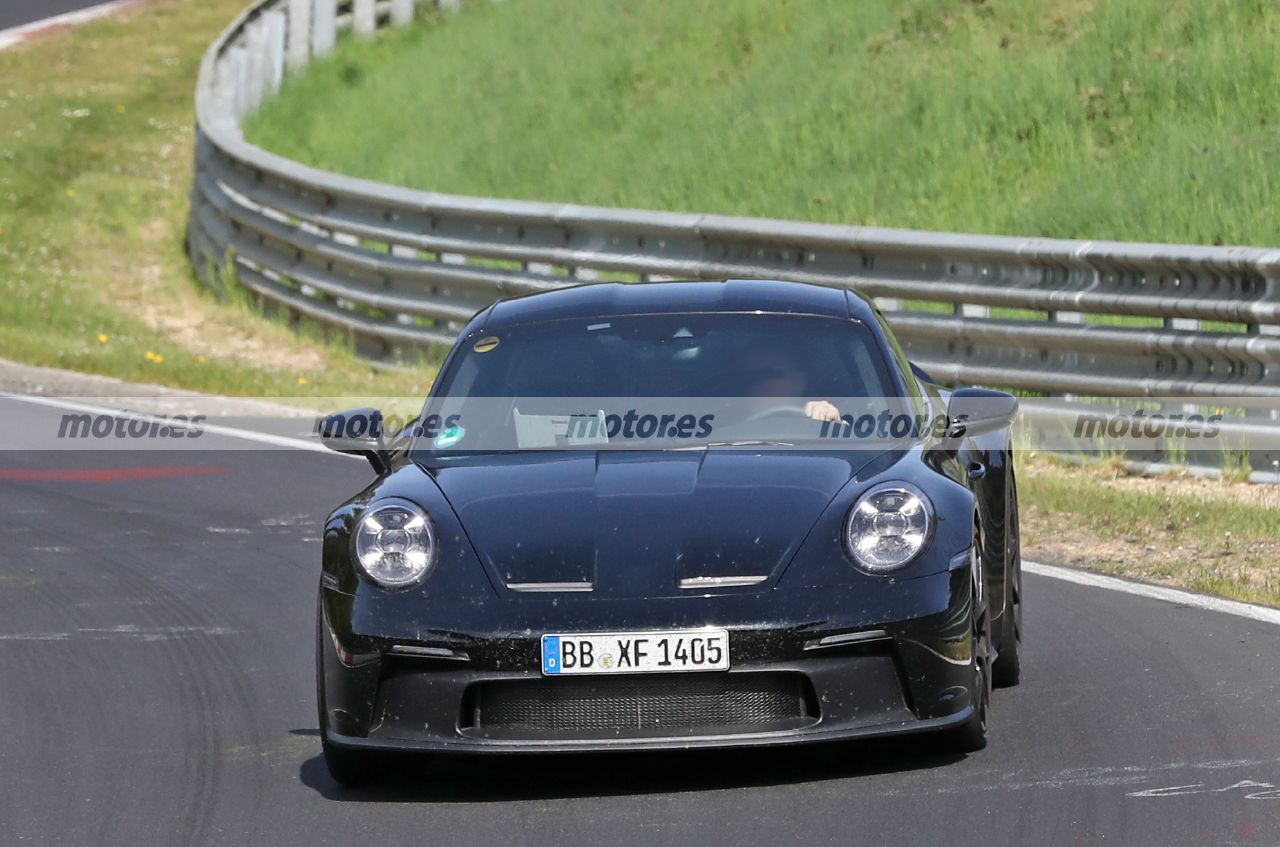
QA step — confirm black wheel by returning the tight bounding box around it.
[947,535,991,753]
[992,470,1022,688]
[316,595,386,786]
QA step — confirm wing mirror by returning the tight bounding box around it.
[946,388,1018,439]
[318,407,391,474]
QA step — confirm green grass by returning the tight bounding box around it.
[0,0,436,401]
[247,0,1280,246]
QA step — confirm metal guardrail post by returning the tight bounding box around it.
[353,0,376,36]
[264,11,287,95]
[229,43,250,118]
[311,0,336,57]
[390,0,413,26]
[285,0,311,70]
[244,18,268,113]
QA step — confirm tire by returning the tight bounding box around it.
[947,535,991,753]
[992,470,1022,689]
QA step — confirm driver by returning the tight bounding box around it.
[741,345,841,423]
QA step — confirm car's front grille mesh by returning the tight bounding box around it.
[469,673,815,734]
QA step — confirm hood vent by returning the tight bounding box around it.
[678,575,768,589]
[506,581,594,593]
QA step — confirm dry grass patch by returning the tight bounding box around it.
[1022,458,1280,607]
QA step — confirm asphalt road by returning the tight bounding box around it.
[2,394,1279,847]
[0,0,116,32]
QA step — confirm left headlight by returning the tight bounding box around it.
[844,482,933,573]
[353,501,437,587]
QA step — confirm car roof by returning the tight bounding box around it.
[481,279,876,330]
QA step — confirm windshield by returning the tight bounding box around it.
[414,312,907,453]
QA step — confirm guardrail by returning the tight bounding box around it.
[187,0,1280,476]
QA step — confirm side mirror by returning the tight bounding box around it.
[946,388,1018,439]
[319,407,391,474]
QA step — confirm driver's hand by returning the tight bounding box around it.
[804,400,841,423]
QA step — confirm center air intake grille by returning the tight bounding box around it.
[468,673,815,735]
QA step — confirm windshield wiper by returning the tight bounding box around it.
[672,439,796,450]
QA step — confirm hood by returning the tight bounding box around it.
[423,450,877,598]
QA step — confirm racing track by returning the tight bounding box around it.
[2,394,1279,847]
[0,0,121,32]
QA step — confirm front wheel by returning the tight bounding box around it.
[946,539,991,753]
[992,471,1022,688]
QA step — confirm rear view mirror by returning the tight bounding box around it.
[946,388,1018,439]
[319,407,390,474]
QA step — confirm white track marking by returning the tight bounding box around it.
[3,391,1278,623]
[0,1,137,50]
[0,624,239,641]
[0,391,348,456]
[1025,561,1280,626]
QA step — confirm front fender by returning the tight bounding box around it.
[778,447,976,589]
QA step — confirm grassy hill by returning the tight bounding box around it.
[246,0,1279,247]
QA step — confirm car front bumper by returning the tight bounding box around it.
[319,564,979,754]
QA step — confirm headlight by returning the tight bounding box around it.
[844,483,933,572]
[353,501,437,587]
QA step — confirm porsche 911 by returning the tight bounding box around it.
[315,279,1022,784]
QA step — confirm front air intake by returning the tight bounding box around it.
[463,672,818,738]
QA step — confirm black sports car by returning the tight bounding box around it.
[315,279,1022,784]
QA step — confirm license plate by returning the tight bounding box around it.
[541,629,730,675]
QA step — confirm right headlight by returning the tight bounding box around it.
[353,500,437,588]
[844,482,933,572]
